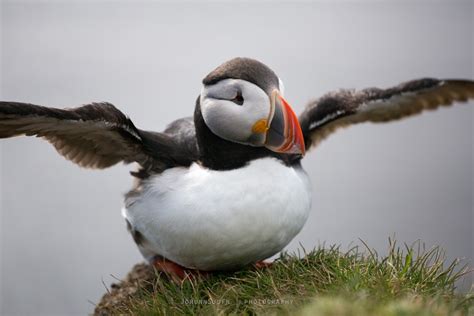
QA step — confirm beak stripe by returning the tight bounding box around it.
[264,90,305,155]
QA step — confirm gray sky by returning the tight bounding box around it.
[1,1,473,315]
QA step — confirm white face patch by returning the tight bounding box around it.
[200,79,272,146]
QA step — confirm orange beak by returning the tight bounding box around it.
[264,90,305,155]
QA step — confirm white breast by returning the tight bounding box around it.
[123,157,312,271]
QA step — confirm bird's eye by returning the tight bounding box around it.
[230,91,244,105]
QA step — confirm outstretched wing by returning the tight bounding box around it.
[299,79,474,151]
[0,101,196,171]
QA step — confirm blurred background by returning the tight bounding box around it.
[1,1,472,315]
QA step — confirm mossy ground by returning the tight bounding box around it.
[94,240,473,315]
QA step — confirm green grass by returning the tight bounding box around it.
[94,239,473,315]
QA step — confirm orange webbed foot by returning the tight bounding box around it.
[254,260,273,269]
[152,257,209,282]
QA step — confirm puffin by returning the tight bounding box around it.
[1,57,473,278]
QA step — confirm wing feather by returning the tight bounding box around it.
[299,79,474,150]
[0,101,196,171]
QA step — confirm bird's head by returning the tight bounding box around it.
[199,57,305,155]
